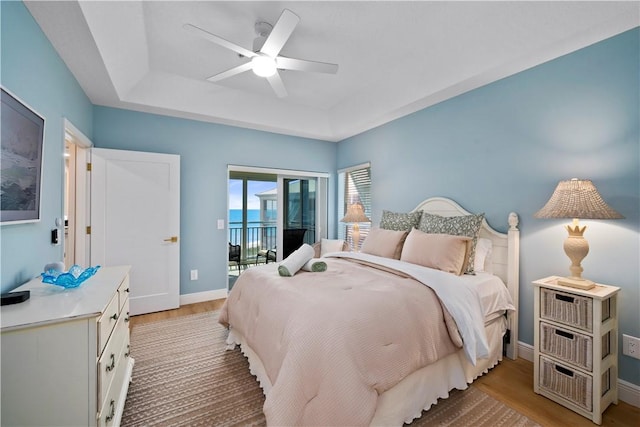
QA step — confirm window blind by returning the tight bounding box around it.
[338,164,371,250]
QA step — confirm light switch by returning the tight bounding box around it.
[217,219,224,229]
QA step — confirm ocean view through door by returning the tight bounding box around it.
[227,166,328,289]
[228,172,277,282]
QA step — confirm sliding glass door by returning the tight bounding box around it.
[228,174,277,262]
[279,177,318,259]
[228,166,328,288]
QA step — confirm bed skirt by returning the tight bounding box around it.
[226,314,508,426]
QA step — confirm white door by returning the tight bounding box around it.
[91,148,180,315]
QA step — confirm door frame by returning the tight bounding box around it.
[63,118,92,267]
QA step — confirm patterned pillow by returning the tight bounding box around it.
[417,212,485,274]
[379,210,422,231]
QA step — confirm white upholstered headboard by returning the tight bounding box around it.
[412,197,520,359]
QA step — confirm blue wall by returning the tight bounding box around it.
[92,107,337,296]
[2,0,638,387]
[338,28,640,385]
[1,1,93,290]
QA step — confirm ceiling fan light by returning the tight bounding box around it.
[251,55,277,77]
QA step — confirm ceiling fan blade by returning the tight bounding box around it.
[260,9,300,58]
[183,23,256,59]
[267,72,288,98]
[276,57,338,74]
[206,62,253,82]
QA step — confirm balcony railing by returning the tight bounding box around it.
[229,221,315,262]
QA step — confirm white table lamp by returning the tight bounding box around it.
[340,203,371,252]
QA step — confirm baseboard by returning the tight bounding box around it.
[180,288,227,306]
[517,341,534,362]
[619,379,640,408]
[517,341,640,408]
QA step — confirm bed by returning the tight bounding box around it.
[219,197,520,426]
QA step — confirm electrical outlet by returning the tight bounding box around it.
[190,269,198,281]
[622,334,640,359]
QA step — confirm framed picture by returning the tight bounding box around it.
[1,87,45,224]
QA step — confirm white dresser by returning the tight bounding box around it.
[533,276,619,425]
[1,265,134,427]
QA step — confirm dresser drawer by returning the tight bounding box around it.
[540,322,593,371]
[97,350,130,427]
[121,297,131,331]
[539,356,593,412]
[117,275,130,311]
[98,310,128,411]
[97,293,120,355]
[540,288,593,332]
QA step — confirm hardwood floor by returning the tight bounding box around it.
[474,357,639,427]
[129,299,225,328]
[130,300,639,427]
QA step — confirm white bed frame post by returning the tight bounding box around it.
[506,212,520,360]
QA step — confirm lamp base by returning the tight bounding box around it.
[557,276,595,290]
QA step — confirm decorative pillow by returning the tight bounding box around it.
[379,210,422,231]
[417,212,485,273]
[318,238,347,257]
[474,238,493,273]
[360,228,409,259]
[400,229,471,275]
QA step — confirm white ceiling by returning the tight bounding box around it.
[25,1,639,142]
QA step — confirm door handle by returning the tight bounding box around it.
[164,236,178,243]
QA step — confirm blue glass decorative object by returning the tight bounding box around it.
[41,265,101,288]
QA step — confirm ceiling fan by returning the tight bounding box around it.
[184,9,338,98]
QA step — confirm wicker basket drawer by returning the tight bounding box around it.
[541,288,593,332]
[540,356,593,412]
[540,322,593,371]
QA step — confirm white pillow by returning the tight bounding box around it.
[474,238,493,273]
[320,238,346,256]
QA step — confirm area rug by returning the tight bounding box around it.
[121,311,539,427]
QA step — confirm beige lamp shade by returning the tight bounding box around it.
[340,204,371,252]
[534,179,623,220]
[534,179,623,289]
[340,203,371,223]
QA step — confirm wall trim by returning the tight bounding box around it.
[618,379,640,408]
[518,341,639,408]
[180,289,227,306]
[518,341,534,362]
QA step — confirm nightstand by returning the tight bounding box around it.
[533,276,619,425]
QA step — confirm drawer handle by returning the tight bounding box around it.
[125,344,130,358]
[106,353,115,372]
[555,365,574,377]
[125,312,130,323]
[110,313,118,321]
[555,329,574,340]
[105,399,115,423]
[555,294,575,303]
[125,288,130,293]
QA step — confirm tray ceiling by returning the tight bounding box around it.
[25,1,639,141]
